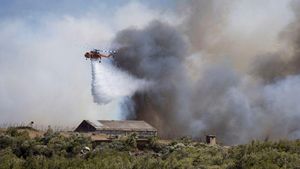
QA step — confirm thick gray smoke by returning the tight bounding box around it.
[113,21,190,136]
[253,0,300,83]
[180,0,234,53]
[112,0,300,144]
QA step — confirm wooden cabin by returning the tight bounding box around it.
[74,120,157,139]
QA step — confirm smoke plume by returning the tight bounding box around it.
[113,21,191,136]
[253,0,300,83]
[111,0,300,144]
[1,0,300,145]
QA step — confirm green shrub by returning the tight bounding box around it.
[0,148,24,169]
[1,128,300,169]
[125,133,137,150]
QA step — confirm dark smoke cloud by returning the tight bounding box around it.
[112,0,300,144]
[113,21,190,136]
[113,21,187,79]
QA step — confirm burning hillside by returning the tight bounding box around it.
[1,0,300,145]
[103,1,300,144]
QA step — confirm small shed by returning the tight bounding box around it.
[74,120,157,138]
[206,135,217,145]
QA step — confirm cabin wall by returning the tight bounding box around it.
[95,130,157,138]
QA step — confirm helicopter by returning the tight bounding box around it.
[84,49,116,63]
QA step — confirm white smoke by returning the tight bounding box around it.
[90,59,152,105]
[262,75,300,139]
[187,66,300,144]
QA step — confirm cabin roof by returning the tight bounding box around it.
[83,120,157,132]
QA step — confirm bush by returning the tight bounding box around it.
[0,148,24,169]
[1,128,300,169]
[125,133,137,150]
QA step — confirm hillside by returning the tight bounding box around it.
[0,127,300,169]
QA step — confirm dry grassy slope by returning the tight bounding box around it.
[0,127,44,139]
[19,129,44,138]
[0,128,6,134]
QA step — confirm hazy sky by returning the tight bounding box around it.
[0,0,177,127]
[0,0,294,129]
